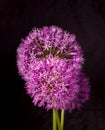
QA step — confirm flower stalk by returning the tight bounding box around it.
[53,109,65,130]
[55,110,61,130]
[53,109,57,130]
[61,109,64,130]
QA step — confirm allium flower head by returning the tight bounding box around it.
[17,26,90,111]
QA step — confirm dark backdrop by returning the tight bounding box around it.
[1,0,105,130]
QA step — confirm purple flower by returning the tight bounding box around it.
[17,26,90,111]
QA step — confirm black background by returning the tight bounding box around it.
[1,0,105,130]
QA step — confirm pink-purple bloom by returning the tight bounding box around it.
[17,26,90,111]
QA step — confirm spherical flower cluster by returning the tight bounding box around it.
[17,26,90,111]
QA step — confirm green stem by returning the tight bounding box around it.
[55,110,61,130]
[61,109,65,130]
[53,109,65,130]
[53,109,57,130]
